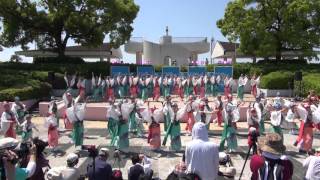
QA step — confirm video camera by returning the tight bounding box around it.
[81,145,98,158]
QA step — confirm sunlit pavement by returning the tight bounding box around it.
[10,117,319,180]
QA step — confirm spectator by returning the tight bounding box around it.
[128,153,153,180]
[185,122,219,180]
[0,137,37,180]
[250,133,293,180]
[61,153,81,180]
[303,147,320,180]
[87,148,112,180]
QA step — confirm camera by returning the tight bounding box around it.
[81,145,98,158]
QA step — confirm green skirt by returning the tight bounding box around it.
[170,122,181,151]
[237,85,244,100]
[219,124,237,151]
[128,112,137,133]
[164,113,171,132]
[184,86,191,96]
[92,87,101,101]
[259,116,265,134]
[118,86,125,98]
[72,121,84,146]
[211,84,219,97]
[108,118,118,146]
[116,122,129,149]
[164,87,170,97]
[141,88,148,100]
[21,131,32,141]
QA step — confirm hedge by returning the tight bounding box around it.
[0,82,51,101]
[34,56,85,64]
[260,71,294,89]
[302,73,320,96]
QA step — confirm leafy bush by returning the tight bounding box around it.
[260,71,294,89]
[33,56,85,64]
[0,82,51,101]
[302,73,320,96]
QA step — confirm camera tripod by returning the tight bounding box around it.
[238,142,257,180]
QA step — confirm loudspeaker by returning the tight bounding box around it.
[48,72,55,82]
[295,71,302,81]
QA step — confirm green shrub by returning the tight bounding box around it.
[260,71,294,89]
[302,73,320,96]
[34,56,85,64]
[206,64,215,72]
[0,82,51,101]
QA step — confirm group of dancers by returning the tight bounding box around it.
[1,72,320,156]
[63,72,261,103]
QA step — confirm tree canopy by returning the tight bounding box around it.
[0,0,139,56]
[217,0,320,61]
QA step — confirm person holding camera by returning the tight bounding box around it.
[303,147,320,180]
[250,133,293,180]
[128,153,153,180]
[0,137,37,180]
[87,148,112,180]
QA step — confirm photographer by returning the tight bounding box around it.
[0,137,37,180]
[87,148,112,180]
[303,147,320,180]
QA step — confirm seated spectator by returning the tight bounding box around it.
[87,148,112,180]
[166,154,187,180]
[185,122,219,180]
[128,153,153,180]
[303,147,320,180]
[0,137,37,180]
[250,133,293,180]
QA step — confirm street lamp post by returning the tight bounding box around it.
[210,37,214,64]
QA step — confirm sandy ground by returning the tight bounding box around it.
[6,116,318,180]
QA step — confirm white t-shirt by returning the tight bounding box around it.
[303,155,320,180]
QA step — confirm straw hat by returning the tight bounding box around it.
[258,133,286,155]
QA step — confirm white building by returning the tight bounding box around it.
[125,27,210,65]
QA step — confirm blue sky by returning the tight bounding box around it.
[0,0,230,63]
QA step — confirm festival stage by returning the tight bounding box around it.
[39,94,255,121]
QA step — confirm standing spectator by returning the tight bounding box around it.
[303,147,320,180]
[128,154,153,180]
[87,148,112,180]
[185,122,219,180]
[250,133,293,180]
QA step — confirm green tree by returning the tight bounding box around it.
[217,0,320,61]
[0,0,139,57]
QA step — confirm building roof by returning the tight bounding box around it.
[218,41,240,52]
[15,43,122,59]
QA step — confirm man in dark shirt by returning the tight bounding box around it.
[87,148,113,180]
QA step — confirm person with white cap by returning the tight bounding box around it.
[185,122,219,180]
[87,148,112,180]
[1,101,20,138]
[303,147,320,180]
[0,137,37,180]
[60,153,81,180]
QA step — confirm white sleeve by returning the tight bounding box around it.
[303,156,313,168]
[143,156,152,172]
[25,161,36,178]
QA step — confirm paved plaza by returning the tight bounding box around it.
[12,116,320,180]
